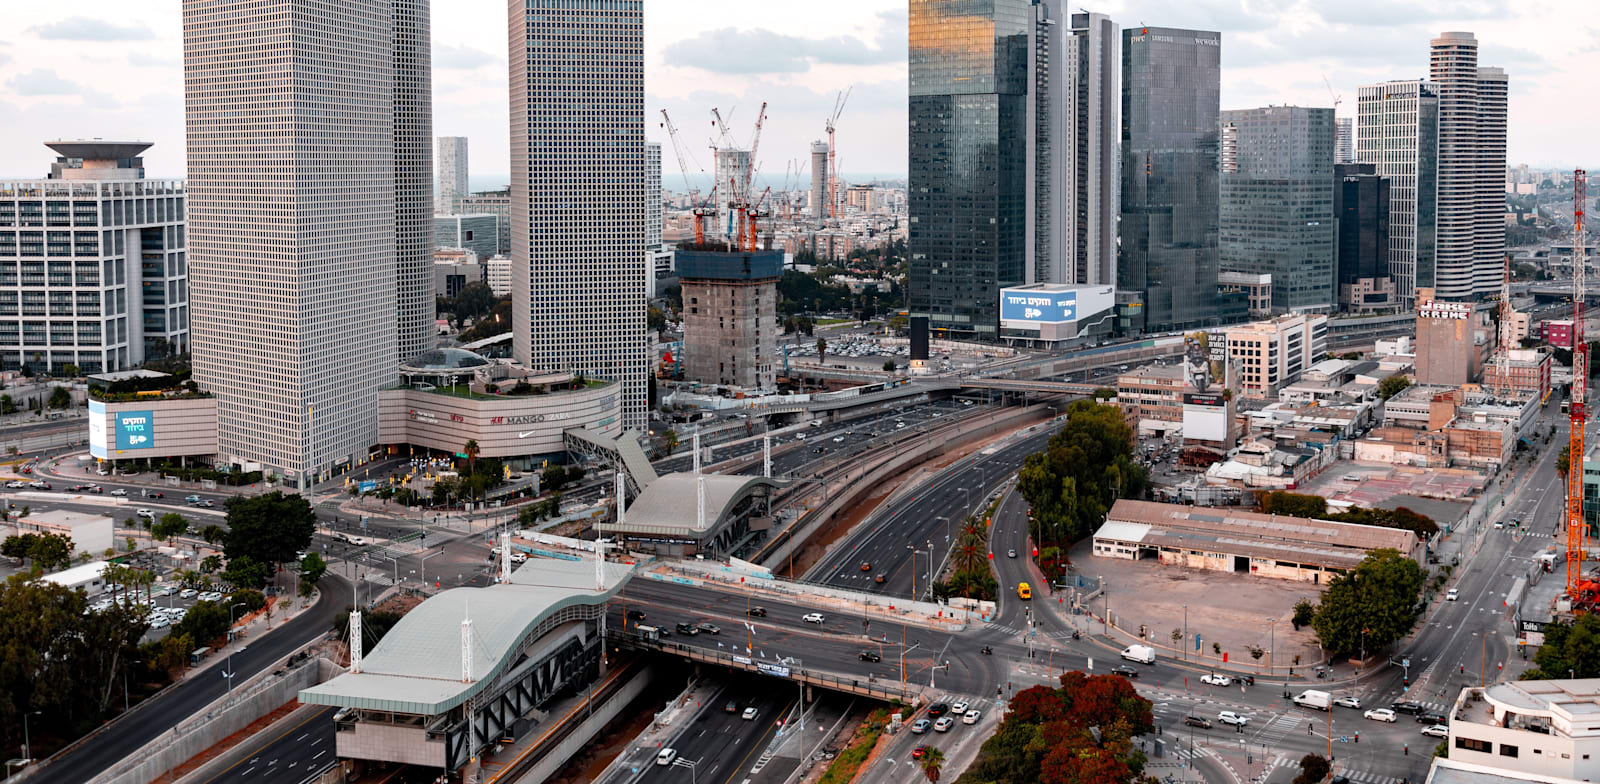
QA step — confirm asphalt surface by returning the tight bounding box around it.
[195,706,338,784]
[629,675,798,784]
[41,574,349,784]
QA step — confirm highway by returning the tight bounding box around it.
[192,706,338,784]
[629,675,798,784]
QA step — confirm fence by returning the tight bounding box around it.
[613,636,915,703]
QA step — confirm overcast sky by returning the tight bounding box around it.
[0,0,1592,184]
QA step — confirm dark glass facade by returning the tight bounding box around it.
[1335,164,1391,284]
[1118,26,1221,332]
[909,0,1031,339]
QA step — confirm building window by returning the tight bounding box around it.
[1454,737,1490,753]
[1498,744,1518,757]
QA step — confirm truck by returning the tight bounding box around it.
[1293,690,1332,711]
[1120,645,1156,664]
[635,625,662,642]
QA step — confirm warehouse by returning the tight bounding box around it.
[1092,499,1420,583]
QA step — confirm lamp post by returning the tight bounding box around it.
[1268,618,1276,673]
[900,642,921,684]
[671,757,698,784]
[930,661,948,690]
[225,602,246,693]
[22,709,40,764]
[420,550,441,588]
[1183,604,1188,661]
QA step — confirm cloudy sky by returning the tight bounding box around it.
[0,0,1592,184]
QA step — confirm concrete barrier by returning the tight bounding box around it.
[498,665,656,784]
[660,559,971,631]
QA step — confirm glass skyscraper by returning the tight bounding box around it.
[909,0,1031,339]
[1118,26,1222,332]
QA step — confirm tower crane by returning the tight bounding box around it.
[659,109,713,247]
[825,87,852,219]
[1570,169,1589,603]
[1321,75,1342,112]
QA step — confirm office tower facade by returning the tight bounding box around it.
[1118,26,1222,332]
[1219,106,1336,313]
[437,137,469,213]
[509,0,647,430]
[1357,79,1438,307]
[0,141,187,375]
[457,190,510,255]
[1334,163,1392,312]
[645,141,674,298]
[433,214,498,258]
[909,0,1030,339]
[184,0,406,484]
[810,141,829,221]
[1026,4,1119,288]
[394,1,434,363]
[1335,118,1355,165]
[1429,32,1508,300]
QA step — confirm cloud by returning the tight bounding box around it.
[127,52,176,68]
[1316,0,1511,28]
[1122,0,1298,34]
[435,43,497,70]
[0,52,10,68]
[663,13,903,75]
[28,17,155,42]
[8,69,84,97]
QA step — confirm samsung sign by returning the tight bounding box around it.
[999,285,1114,328]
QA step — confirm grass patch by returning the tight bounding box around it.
[816,317,852,325]
[819,708,891,784]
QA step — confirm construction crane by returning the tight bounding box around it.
[1321,75,1342,113]
[1496,255,1513,399]
[825,87,852,219]
[1569,169,1589,603]
[659,109,713,247]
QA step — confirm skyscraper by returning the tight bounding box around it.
[1334,163,1392,312]
[1026,4,1119,288]
[810,141,829,221]
[1219,106,1336,313]
[1335,117,1355,165]
[909,0,1031,339]
[394,1,435,363]
[1118,26,1222,332]
[1357,79,1439,307]
[1429,32,1507,300]
[645,141,674,298]
[509,0,647,430]
[436,137,468,214]
[184,0,420,485]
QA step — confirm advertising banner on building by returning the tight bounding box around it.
[88,400,107,460]
[1001,289,1078,324]
[116,411,155,450]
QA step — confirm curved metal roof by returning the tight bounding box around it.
[299,556,632,715]
[400,347,491,373]
[600,473,783,536]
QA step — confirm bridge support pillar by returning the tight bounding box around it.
[805,683,814,704]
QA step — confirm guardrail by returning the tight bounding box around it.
[611,635,914,703]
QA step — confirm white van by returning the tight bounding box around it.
[1293,690,1332,711]
[656,748,677,766]
[1120,645,1156,664]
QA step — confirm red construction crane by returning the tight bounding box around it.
[659,109,713,247]
[1570,169,1589,602]
[825,87,851,219]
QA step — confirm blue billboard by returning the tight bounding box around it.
[1000,289,1078,324]
[116,410,155,450]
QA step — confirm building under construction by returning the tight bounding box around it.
[678,245,782,390]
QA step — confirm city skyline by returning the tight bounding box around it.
[0,1,1593,183]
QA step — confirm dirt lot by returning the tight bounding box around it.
[1071,538,1326,672]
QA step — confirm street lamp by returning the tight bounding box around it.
[420,550,441,588]
[900,642,921,684]
[930,661,948,690]
[21,709,40,764]
[670,757,698,784]
[1268,618,1276,674]
[225,602,246,693]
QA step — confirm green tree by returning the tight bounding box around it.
[299,552,328,597]
[151,512,189,542]
[450,281,497,322]
[919,745,946,783]
[1310,548,1425,658]
[62,363,80,378]
[222,555,269,588]
[1017,400,1150,546]
[542,464,569,491]
[0,394,16,415]
[1092,387,1116,400]
[229,588,266,612]
[24,532,74,571]
[1292,599,1316,631]
[1378,375,1412,401]
[222,491,316,571]
[47,386,71,410]
[1525,614,1600,680]
[171,599,230,645]
[1,533,36,561]
[200,524,226,545]
[200,554,223,573]
[1257,491,1328,518]
[1292,754,1331,784]
[647,306,667,334]
[817,337,827,362]
[663,430,679,455]
[1559,444,1572,478]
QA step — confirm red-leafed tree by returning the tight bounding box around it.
[1007,685,1068,725]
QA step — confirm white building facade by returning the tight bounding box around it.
[436,136,469,214]
[393,2,436,364]
[1357,79,1439,308]
[1430,32,1508,301]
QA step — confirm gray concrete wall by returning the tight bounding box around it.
[509,664,656,784]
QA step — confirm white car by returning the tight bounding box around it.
[1200,673,1232,687]
[510,552,528,564]
[136,509,155,519]
[1364,709,1398,723]
[1334,696,1362,709]
[832,436,845,443]
[933,716,955,732]
[950,701,969,714]
[1447,588,1460,601]
[1218,711,1249,727]
[179,588,198,599]
[656,748,677,766]
[962,709,981,725]
[742,707,758,721]
[796,432,808,440]
[4,481,23,488]
[1421,724,1449,738]
[148,616,170,629]
[110,488,128,496]
[802,612,825,624]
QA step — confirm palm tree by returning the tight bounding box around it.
[464,439,481,506]
[663,429,679,455]
[919,746,945,783]
[816,337,828,363]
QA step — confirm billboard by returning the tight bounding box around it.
[999,285,1115,327]
[116,411,155,450]
[88,400,108,459]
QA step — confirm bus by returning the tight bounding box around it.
[1017,582,1032,600]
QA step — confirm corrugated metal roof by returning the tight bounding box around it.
[1098,499,1418,568]
[600,473,783,536]
[1092,521,1151,543]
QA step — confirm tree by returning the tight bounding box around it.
[62,363,80,379]
[542,464,569,491]
[200,524,225,545]
[0,394,15,415]
[299,553,328,597]
[963,673,1152,784]
[919,745,945,783]
[1257,491,1328,518]
[1378,375,1412,401]
[200,554,223,573]
[450,281,497,322]
[647,306,668,334]
[883,359,897,372]
[463,439,481,503]
[222,491,316,571]
[1018,400,1150,547]
[663,430,679,455]
[1092,387,1116,400]
[1292,599,1316,631]
[817,337,828,363]
[1310,548,1425,658]
[47,386,71,410]
[229,588,267,612]
[151,512,189,542]
[222,555,269,589]
[1559,444,1572,478]
[1525,614,1600,680]
[1293,754,1331,784]
[171,599,230,645]
[16,532,74,571]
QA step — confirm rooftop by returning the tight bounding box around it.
[1119,364,1185,381]
[1099,499,1417,569]
[603,473,784,536]
[44,140,152,160]
[38,560,109,586]
[26,509,113,529]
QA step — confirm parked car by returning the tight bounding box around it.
[1364,709,1398,723]
[179,588,198,599]
[1421,724,1449,738]
[1184,716,1213,729]
[1200,673,1232,687]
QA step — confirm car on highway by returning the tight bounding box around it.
[858,651,881,662]
[674,622,700,635]
[136,509,155,520]
[1218,711,1249,727]
[194,499,215,507]
[3,481,22,488]
[933,716,955,732]
[1391,701,1426,715]
[963,709,981,725]
[1447,588,1460,601]
[626,610,646,620]
[910,719,931,734]
[832,436,845,443]
[911,745,927,759]
[874,573,885,583]
[186,495,204,504]
[860,561,871,571]
[1200,673,1232,686]
[724,700,737,713]
[1334,696,1362,709]
[747,606,768,617]
[802,612,825,624]
[1007,549,1016,558]
[1183,715,1212,729]
[696,623,720,635]
[742,707,758,721]
[1364,709,1398,723]
[1110,665,1140,679]
[27,481,49,490]
[927,703,949,718]
[110,488,127,496]
[1421,724,1449,738]
[657,748,677,766]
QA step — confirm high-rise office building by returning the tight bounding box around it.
[645,141,674,298]
[1357,79,1439,307]
[394,1,434,363]
[184,0,423,485]
[1334,163,1392,312]
[457,190,509,256]
[437,136,468,214]
[909,0,1030,339]
[810,141,829,221]
[1219,105,1336,313]
[1118,26,1222,332]
[509,0,647,430]
[1429,32,1508,300]
[1026,4,1119,288]
[0,141,188,374]
[1335,117,1355,165]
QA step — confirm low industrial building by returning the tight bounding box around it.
[1116,364,1186,435]
[16,510,113,558]
[598,472,783,558]
[38,559,111,593]
[1092,499,1421,583]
